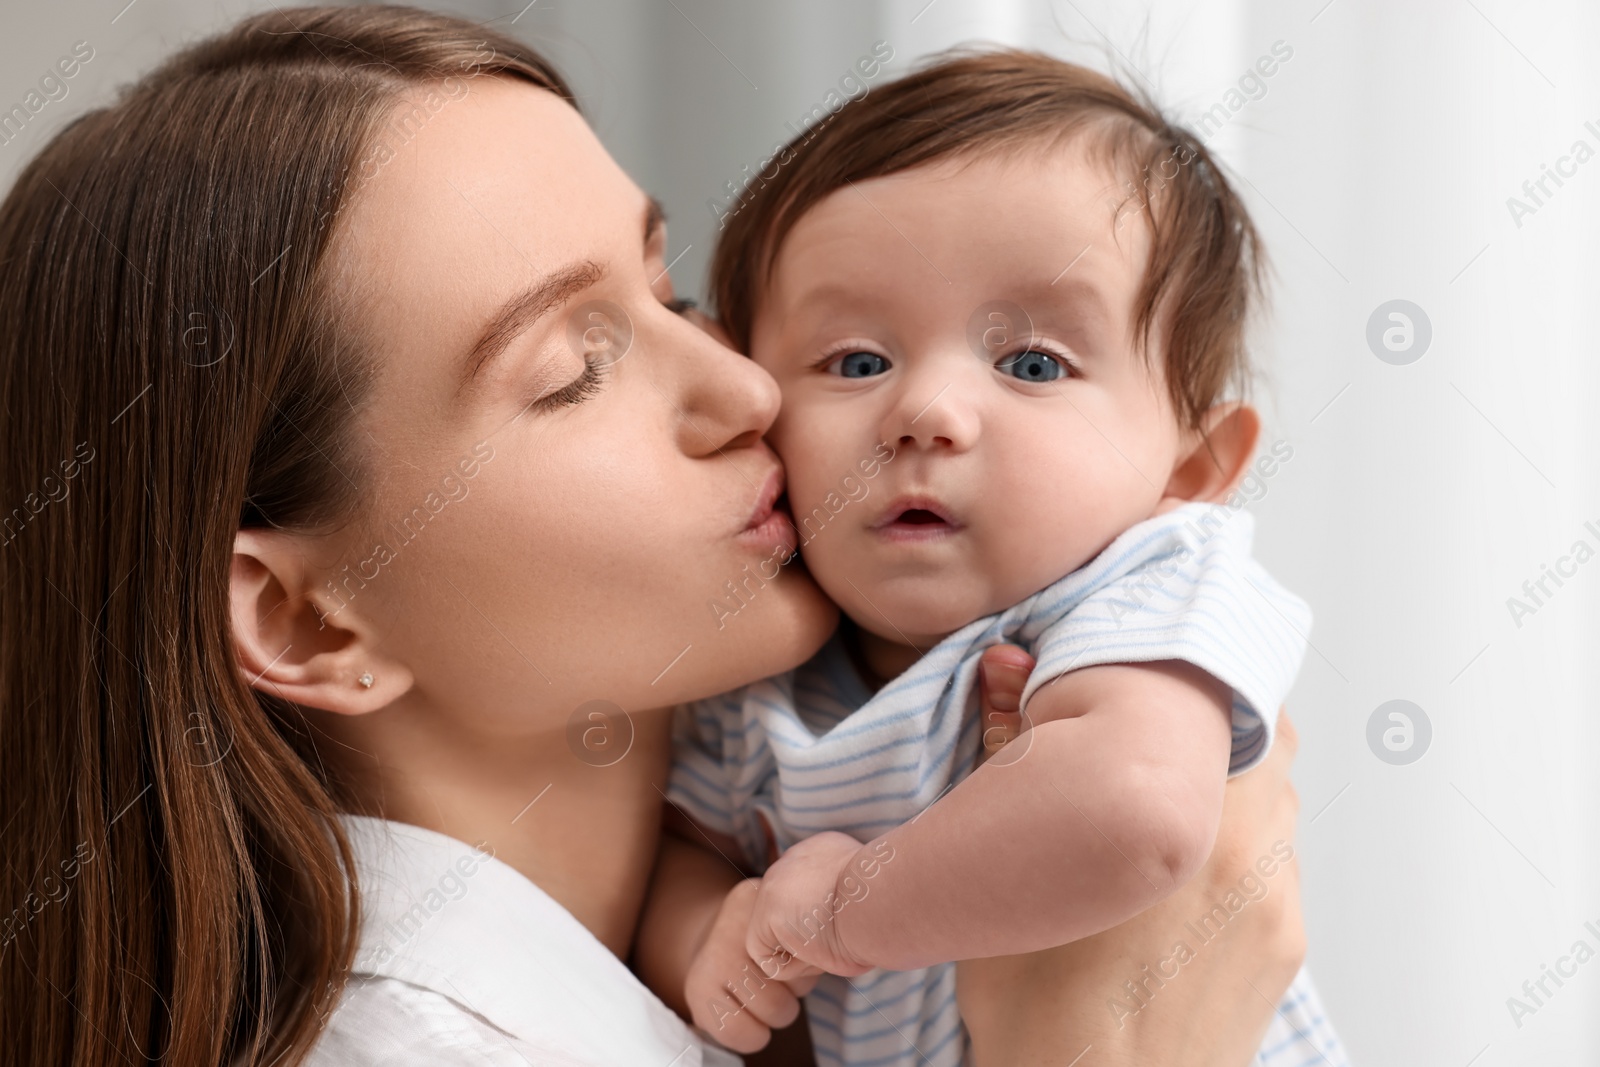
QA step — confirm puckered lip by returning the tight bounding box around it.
[870,493,962,534]
[742,466,785,532]
[736,465,798,555]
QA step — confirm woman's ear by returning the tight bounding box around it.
[230,529,414,715]
[1157,402,1262,512]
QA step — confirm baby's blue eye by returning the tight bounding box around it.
[997,351,1065,382]
[833,351,890,378]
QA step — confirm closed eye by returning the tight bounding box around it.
[525,291,696,417]
[525,354,606,415]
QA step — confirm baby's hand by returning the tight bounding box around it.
[685,878,816,1053]
[744,831,875,981]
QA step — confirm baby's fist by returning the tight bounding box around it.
[745,831,876,982]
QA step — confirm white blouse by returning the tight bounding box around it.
[303,814,740,1066]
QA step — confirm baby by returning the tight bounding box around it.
[651,51,1347,1067]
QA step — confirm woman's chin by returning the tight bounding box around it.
[670,569,838,702]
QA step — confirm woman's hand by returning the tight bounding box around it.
[964,648,1305,1067]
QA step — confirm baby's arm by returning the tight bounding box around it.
[747,660,1232,974]
[633,813,746,1019]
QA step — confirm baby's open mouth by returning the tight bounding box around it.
[872,497,961,541]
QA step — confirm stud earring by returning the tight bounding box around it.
[357,672,374,689]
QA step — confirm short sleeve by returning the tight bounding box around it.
[1018,505,1311,774]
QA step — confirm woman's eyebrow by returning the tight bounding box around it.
[644,197,665,246]
[459,260,605,388]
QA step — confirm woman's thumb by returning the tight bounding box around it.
[977,645,1034,763]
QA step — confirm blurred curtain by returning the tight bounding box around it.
[2,1,1595,1063]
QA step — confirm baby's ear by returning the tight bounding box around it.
[1157,402,1261,509]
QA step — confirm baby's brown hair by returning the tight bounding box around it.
[709,49,1264,432]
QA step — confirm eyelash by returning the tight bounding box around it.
[809,339,1080,378]
[532,354,606,411]
[996,341,1080,378]
[529,295,692,413]
[813,339,887,372]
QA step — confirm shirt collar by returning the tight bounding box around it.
[337,813,738,1066]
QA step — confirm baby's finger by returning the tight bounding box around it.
[786,972,820,997]
[745,933,826,985]
[701,997,772,1055]
[693,959,806,1053]
[688,977,766,1053]
[739,974,804,1032]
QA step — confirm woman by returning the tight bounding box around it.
[0,6,1307,1065]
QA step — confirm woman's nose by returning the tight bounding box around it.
[664,312,782,456]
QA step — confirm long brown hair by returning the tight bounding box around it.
[0,8,571,1065]
[710,49,1264,431]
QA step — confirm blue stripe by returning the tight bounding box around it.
[774,760,925,794]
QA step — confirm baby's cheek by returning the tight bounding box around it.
[976,465,1117,602]
[764,403,818,470]
[769,410,856,506]
[795,533,873,625]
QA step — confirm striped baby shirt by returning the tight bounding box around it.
[668,501,1347,1067]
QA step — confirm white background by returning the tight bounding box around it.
[5,1,1596,1062]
